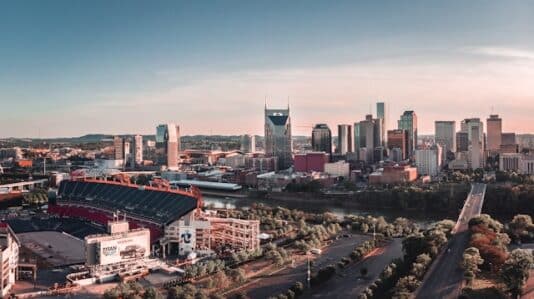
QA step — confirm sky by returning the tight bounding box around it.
[1,1,534,138]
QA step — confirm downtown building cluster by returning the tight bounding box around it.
[272,102,534,186]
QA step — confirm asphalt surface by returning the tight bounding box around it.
[234,234,371,299]
[304,238,404,299]
[416,183,486,299]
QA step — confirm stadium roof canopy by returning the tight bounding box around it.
[57,180,198,224]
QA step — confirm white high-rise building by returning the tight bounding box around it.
[461,118,485,169]
[134,135,143,165]
[337,124,352,155]
[0,223,19,297]
[415,144,442,177]
[468,120,484,169]
[500,153,534,174]
[240,134,256,153]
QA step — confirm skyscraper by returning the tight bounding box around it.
[337,124,352,155]
[435,121,456,156]
[123,139,131,168]
[353,122,360,159]
[470,123,483,169]
[134,134,143,165]
[311,124,332,155]
[456,132,469,152]
[113,136,124,160]
[387,129,409,160]
[461,118,484,169]
[398,111,417,157]
[415,144,442,177]
[264,105,292,170]
[487,114,502,153]
[155,123,180,170]
[240,134,256,153]
[356,115,381,162]
[376,102,387,147]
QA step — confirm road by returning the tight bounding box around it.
[416,183,486,299]
[303,238,404,299]
[230,234,371,299]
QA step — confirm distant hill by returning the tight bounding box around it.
[1,133,312,145]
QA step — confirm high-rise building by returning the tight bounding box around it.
[113,136,124,160]
[415,144,442,177]
[390,148,403,162]
[311,124,332,155]
[435,121,456,155]
[123,139,131,167]
[353,122,360,159]
[461,118,485,169]
[501,132,516,145]
[467,119,484,169]
[398,111,417,157]
[240,134,256,153]
[357,115,379,162]
[0,223,20,297]
[337,124,352,155]
[387,129,409,160]
[264,105,292,170]
[134,135,143,165]
[376,102,387,147]
[461,118,484,144]
[487,114,502,153]
[156,124,180,170]
[456,132,469,152]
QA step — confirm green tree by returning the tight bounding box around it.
[500,249,534,299]
[143,286,164,299]
[460,247,484,286]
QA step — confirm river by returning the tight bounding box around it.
[203,195,451,227]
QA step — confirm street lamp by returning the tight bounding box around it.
[306,253,311,288]
[372,219,377,245]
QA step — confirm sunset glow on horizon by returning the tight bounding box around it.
[1,1,533,137]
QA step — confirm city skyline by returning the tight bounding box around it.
[2,1,534,138]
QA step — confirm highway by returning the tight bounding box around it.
[415,183,486,299]
[304,238,404,299]
[228,234,371,299]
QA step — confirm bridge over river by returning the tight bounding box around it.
[415,183,487,299]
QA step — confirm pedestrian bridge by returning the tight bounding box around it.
[0,179,48,192]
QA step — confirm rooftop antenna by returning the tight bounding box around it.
[490,105,494,115]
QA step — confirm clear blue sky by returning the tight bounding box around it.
[1,1,533,137]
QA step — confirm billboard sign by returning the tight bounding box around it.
[97,231,150,265]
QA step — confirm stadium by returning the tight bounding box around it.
[48,175,260,258]
[49,176,203,243]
